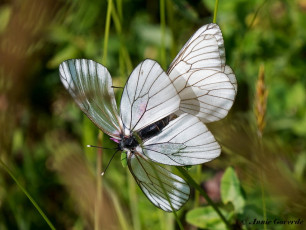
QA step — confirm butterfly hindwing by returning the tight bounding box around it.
[141,114,220,166]
[59,59,122,138]
[127,153,190,212]
[176,70,236,123]
[120,59,180,132]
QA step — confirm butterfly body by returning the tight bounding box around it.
[119,116,170,152]
[137,116,170,140]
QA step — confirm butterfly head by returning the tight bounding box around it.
[118,135,139,151]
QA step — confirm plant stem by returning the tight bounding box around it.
[213,0,219,23]
[176,166,231,229]
[260,170,267,230]
[109,187,130,230]
[258,138,267,230]
[110,0,140,228]
[166,0,176,59]
[160,0,166,69]
[0,159,56,230]
[255,64,268,230]
[94,132,103,230]
[94,1,113,229]
[103,0,113,65]
[127,169,141,230]
[151,163,183,230]
[194,165,202,208]
[248,0,268,29]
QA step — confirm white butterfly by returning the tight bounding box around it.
[59,23,236,212]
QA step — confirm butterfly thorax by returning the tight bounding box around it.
[119,135,139,151]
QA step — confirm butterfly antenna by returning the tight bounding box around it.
[101,150,120,176]
[87,145,116,150]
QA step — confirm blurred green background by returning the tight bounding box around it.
[0,0,305,229]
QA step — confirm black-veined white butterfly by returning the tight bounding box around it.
[59,23,236,212]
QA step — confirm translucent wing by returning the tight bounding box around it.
[128,153,190,212]
[120,59,180,132]
[141,114,220,166]
[173,70,236,123]
[168,23,225,73]
[59,59,123,138]
[225,65,237,93]
[167,23,237,123]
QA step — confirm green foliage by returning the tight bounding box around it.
[186,206,229,229]
[121,152,127,168]
[221,167,246,214]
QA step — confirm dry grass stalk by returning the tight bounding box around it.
[48,136,120,230]
[254,64,268,137]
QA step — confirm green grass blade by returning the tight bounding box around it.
[109,187,131,230]
[193,165,202,208]
[127,169,141,230]
[102,0,113,65]
[0,159,56,230]
[213,0,219,23]
[160,0,166,69]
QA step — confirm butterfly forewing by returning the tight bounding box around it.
[167,23,237,123]
[141,114,220,166]
[168,23,225,74]
[120,59,180,132]
[128,153,190,211]
[59,59,122,138]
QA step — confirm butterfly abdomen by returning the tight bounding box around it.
[137,116,170,140]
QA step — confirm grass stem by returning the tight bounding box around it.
[213,0,219,23]
[176,166,231,229]
[0,159,56,230]
[102,0,113,65]
[109,187,131,230]
[94,132,103,230]
[94,1,113,229]
[194,165,202,208]
[255,64,268,230]
[127,170,141,230]
[260,164,267,230]
[160,0,166,69]
[150,163,183,230]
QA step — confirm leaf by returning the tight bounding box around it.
[121,152,127,168]
[221,167,245,214]
[286,83,306,110]
[294,152,306,182]
[186,206,228,229]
